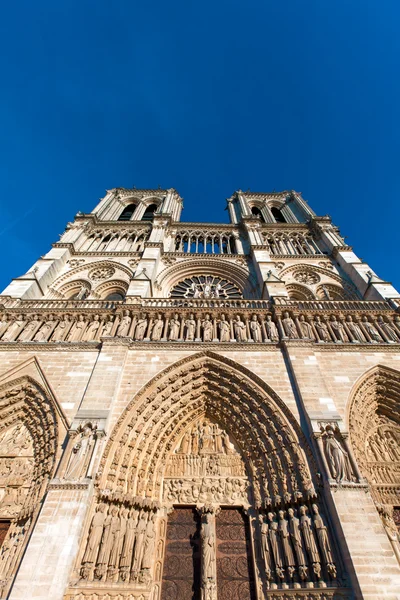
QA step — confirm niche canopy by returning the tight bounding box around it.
[170,275,242,299]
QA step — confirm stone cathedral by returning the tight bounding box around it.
[0,188,399,600]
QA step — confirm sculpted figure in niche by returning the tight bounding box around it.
[109,506,128,581]
[18,315,41,342]
[233,315,247,342]
[288,507,308,580]
[67,315,87,342]
[33,316,54,341]
[361,316,381,342]
[131,511,149,580]
[314,316,330,342]
[120,507,139,581]
[169,313,180,341]
[202,314,213,342]
[282,311,298,339]
[82,314,101,341]
[267,512,284,579]
[278,510,296,578]
[185,313,196,341]
[298,315,314,339]
[265,315,279,342]
[134,313,148,341]
[250,315,262,342]
[323,427,353,482]
[330,316,348,342]
[2,315,25,341]
[101,317,114,337]
[312,505,336,577]
[200,512,217,586]
[81,503,108,580]
[151,314,164,341]
[51,316,70,341]
[346,316,365,342]
[142,513,157,572]
[299,505,321,571]
[64,423,97,480]
[377,316,399,342]
[258,515,272,580]
[96,505,120,581]
[218,314,230,342]
[116,310,131,337]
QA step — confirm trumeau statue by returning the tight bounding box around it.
[64,423,97,480]
[200,511,217,590]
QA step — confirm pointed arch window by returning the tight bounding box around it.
[271,207,286,223]
[118,203,137,221]
[251,206,266,222]
[141,204,158,221]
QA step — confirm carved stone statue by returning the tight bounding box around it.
[267,512,284,579]
[151,314,164,341]
[2,315,25,341]
[288,507,308,580]
[33,316,54,342]
[51,316,70,341]
[131,511,148,579]
[361,316,381,342]
[142,513,157,570]
[134,314,148,341]
[119,507,139,581]
[377,316,399,342]
[96,505,120,581]
[324,428,353,482]
[282,312,298,339]
[185,314,196,341]
[218,314,230,342]
[346,316,365,342]
[169,314,180,341]
[18,316,41,342]
[311,505,336,576]
[82,315,101,341]
[298,315,314,339]
[299,505,320,566]
[265,315,279,342]
[64,423,96,480]
[202,314,213,342]
[102,317,114,337]
[250,315,262,342]
[258,515,272,580]
[330,316,348,342]
[233,315,247,342]
[116,310,131,337]
[81,503,108,579]
[314,316,330,342]
[278,510,296,577]
[67,315,87,342]
[200,511,217,589]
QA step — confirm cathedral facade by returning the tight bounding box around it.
[0,188,399,600]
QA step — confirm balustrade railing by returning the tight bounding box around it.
[274,298,392,311]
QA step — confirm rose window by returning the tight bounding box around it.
[170,276,242,299]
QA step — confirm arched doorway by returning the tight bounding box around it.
[68,353,350,599]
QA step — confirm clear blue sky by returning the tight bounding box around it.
[0,1,399,292]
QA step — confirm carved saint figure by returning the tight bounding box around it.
[312,505,336,576]
[169,314,180,341]
[151,314,164,340]
[96,505,120,581]
[51,316,70,341]
[298,315,314,339]
[218,314,230,342]
[377,316,399,342]
[18,315,41,342]
[324,428,353,482]
[131,511,148,579]
[81,503,108,579]
[233,315,247,342]
[265,315,279,341]
[2,315,25,341]
[299,505,320,565]
[288,507,308,580]
[116,310,131,337]
[346,316,365,342]
[314,316,330,342]
[267,512,284,579]
[102,317,113,337]
[202,314,213,342]
[185,314,196,341]
[250,315,262,342]
[64,423,96,480]
[67,315,87,342]
[178,431,191,454]
[200,512,217,584]
[142,513,157,570]
[278,510,296,577]
[330,316,348,342]
[120,507,139,581]
[82,314,100,341]
[33,316,54,342]
[361,316,381,342]
[282,311,298,339]
[134,314,148,341]
[200,422,215,453]
[258,515,272,580]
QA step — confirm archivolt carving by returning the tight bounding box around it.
[0,376,65,596]
[98,352,318,507]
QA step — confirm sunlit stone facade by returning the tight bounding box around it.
[0,188,399,600]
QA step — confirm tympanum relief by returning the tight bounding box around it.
[163,419,249,506]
